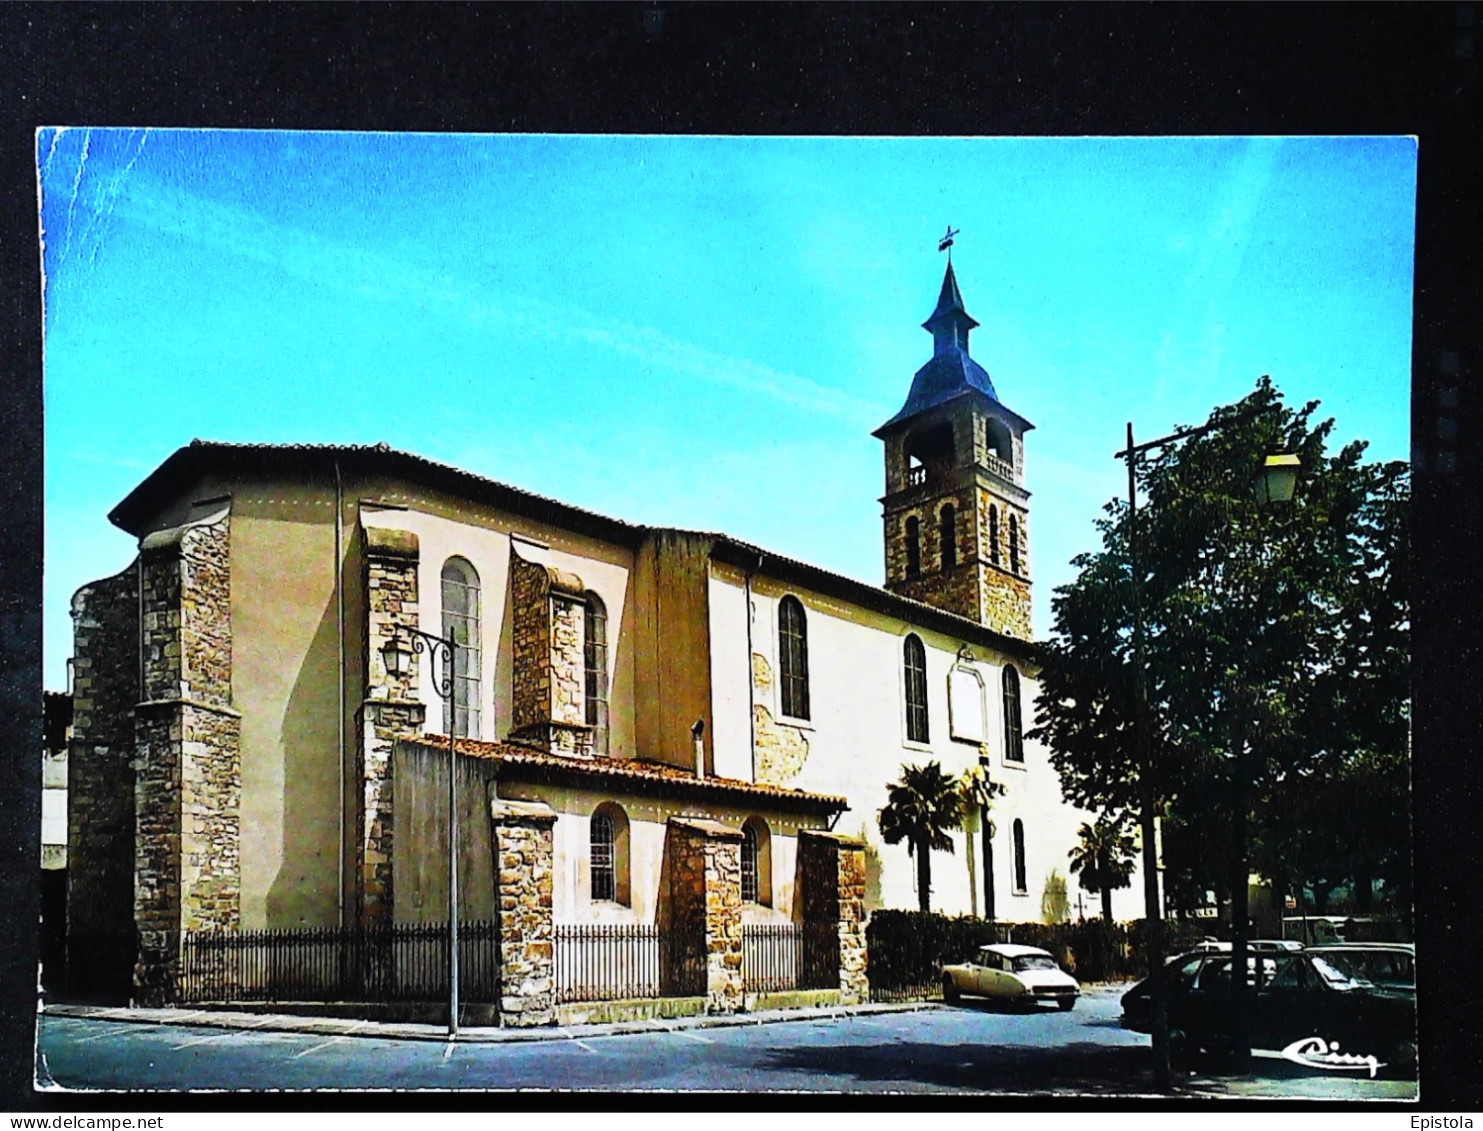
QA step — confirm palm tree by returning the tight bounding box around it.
[878,761,963,913]
[1068,816,1138,921]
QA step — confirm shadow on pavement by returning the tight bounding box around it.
[762,1039,1159,1094]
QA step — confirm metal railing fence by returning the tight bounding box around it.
[180,920,500,1004]
[555,923,664,1003]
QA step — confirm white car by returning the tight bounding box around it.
[940,943,1080,1011]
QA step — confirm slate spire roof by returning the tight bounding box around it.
[874,260,1019,437]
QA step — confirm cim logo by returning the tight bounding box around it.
[1280,1035,1385,1078]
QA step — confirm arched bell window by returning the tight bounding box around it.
[905,515,921,579]
[1009,514,1021,576]
[940,504,957,571]
[989,505,1001,567]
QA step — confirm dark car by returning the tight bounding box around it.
[1307,944,1415,998]
[1121,949,1416,1076]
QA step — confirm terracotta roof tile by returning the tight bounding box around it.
[402,734,849,813]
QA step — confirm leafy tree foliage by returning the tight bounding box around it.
[878,760,964,913]
[1068,816,1138,921]
[1029,377,1410,922]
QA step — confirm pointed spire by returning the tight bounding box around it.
[922,261,980,356]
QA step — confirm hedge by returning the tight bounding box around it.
[865,911,1217,1000]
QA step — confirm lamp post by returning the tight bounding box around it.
[1117,420,1298,1090]
[380,626,461,1039]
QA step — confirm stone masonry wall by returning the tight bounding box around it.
[665,819,743,1014]
[798,831,869,1005]
[68,566,140,994]
[491,798,557,1027]
[509,549,589,755]
[359,526,423,926]
[134,515,241,1004]
[750,653,809,785]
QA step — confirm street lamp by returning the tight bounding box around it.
[380,626,461,1039]
[1117,417,1299,1090]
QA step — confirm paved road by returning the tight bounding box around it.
[34,988,1418,1098]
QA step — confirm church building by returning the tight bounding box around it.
[66,260,1146,1014]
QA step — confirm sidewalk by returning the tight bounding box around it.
[41,998,937,1045]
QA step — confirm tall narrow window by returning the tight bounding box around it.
[1002,664,1024,762]
[584,592,609,755]
[741,824,759,904]
[940,504,957,571]
[590,810,615,902]
[1009,514,1021,575]
[740,817,772,906]
[904,634,929,743]
[989,505,1001,566]
[1012,819,1028,893]
[441,557,481,738]
[778,595,810,720]
[589,803,630,905]
[904,516,921,578]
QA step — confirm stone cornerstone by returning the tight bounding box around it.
[490,796,557,1027]
[664,817,744,1014]
[798,830,869,1005]
[359,524,426,926]
[133,509,243,1005]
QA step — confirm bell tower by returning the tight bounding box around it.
[874,259,1035,639]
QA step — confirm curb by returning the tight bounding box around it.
[42,999,939,1045]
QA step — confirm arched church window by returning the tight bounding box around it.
[1002,664,1024,763]
[904,634,929,743]
[778,596,811,720]
[1012,818,1028,894]
[441,557,481,738]
[585,592,609,754]
[905,516,921,578]
[940,505,957,571]
[590,803,630,905]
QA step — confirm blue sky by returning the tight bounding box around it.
[39,131,1416,691]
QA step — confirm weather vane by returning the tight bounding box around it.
[938,225,960,261]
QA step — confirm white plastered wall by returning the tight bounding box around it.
[707,562,1149,922]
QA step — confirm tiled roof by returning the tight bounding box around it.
[401,734,849,814]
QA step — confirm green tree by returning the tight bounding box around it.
[1029,377,1410,924]
[1041,868,1071,924]
[878,760,963,913]
[1068,816,1138,921]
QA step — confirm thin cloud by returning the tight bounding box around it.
[94,176,878,425]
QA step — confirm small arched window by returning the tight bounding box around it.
[903,634,929,744]
[584,592,609,755]
[1002,664,1024,762]
[1009,514,1021,575]
[778,596,810,720]
[740,817,772,906]
[904,516,921,578]
[590,803,630,905]
[1012,818,1028,894]
[940,504,957,571]
[441,557,481,738]
[989,505,1001,567]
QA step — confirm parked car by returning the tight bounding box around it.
[1165,938,1304,963]
[1307,944,1415,997]
[941,943,1080,1011]
[1121,949,1416,1075]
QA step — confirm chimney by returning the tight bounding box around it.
[691,718,706,780]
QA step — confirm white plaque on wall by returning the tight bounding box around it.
[948,667,986,743]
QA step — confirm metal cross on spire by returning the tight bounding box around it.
[937,225,960,262]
